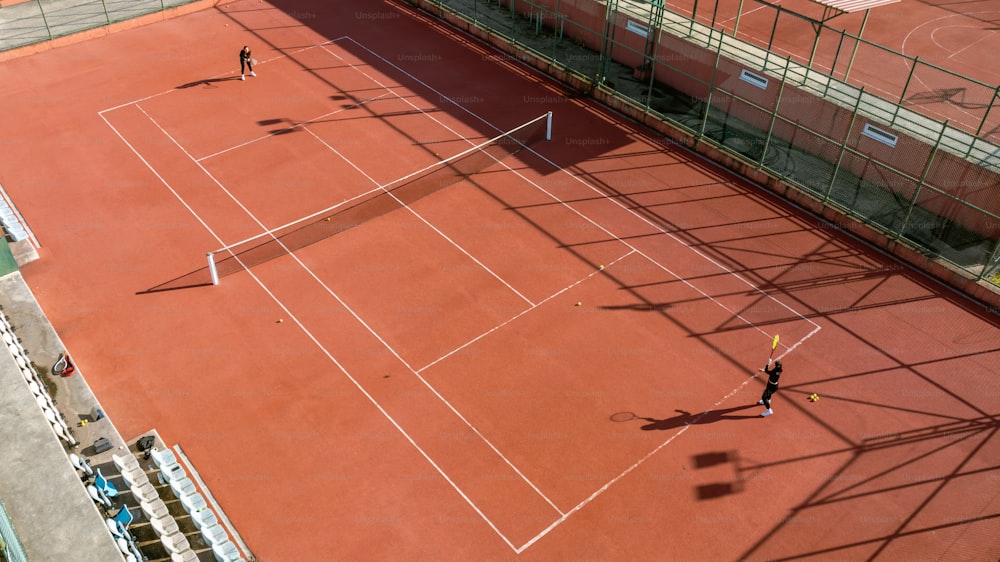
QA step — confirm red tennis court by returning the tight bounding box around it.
[0,0,997,560]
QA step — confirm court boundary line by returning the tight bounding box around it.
[101,51,568,545]
[96,36,824,553]
[98,101,526,554]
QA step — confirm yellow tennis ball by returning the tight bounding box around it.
[277,319,284,323]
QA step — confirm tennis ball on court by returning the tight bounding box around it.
[325,217,331,221]
[599,264,604,270]
[277,319,284,323]
[575,301,582,306]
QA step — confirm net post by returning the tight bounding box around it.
[545,111,553,141]
[207,252,219,285]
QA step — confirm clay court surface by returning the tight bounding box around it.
[1,0,998,559]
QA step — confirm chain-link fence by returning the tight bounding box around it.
[0,0,198,52]
[405,0,1000,290]
[0,497,27,562]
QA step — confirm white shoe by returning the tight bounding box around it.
[240,75,245,81]
[758,400,764,405]
[250,71,256,77]
[761,409,773,417]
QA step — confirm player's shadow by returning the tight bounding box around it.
[176,77,242,89]
[639,405,760,431]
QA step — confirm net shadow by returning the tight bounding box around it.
[209,116,547,280]
[141,115,548,293]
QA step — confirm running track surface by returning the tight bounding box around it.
[0,0,998,560]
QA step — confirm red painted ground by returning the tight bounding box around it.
[668,0,1000,139]
[1,0,998,560]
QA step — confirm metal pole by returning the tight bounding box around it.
[807,22,821,70]
[759,58,793,167]
[690,0,698,36]
[763,6,781,71]
[734,0,745,37]
[37,0,53,41]
[898,121,948,240]
[824,87,865,203]
[974,85,1000,138]
[643,1,665,111]
[893,56,919,127]
[843,9,870,82]
[830,27,846,85]
[698,24,726,140]
[597,0,615,86]
[207,253,219,286]
[101,0,111,25]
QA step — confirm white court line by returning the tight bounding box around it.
[100,98,523,553]
[345,37,819,333]
[343,37,823,550]
[97,37,350,115]
[125,67,565,540]
[103,35,824,553]
[419,250,637,373]
[196,92,396,162]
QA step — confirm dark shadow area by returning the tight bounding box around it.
[176,77,241,89]
[735,414,999,560]
[609,405,760,432]
[905,87,991,110]
[137,268,214,295]
[141,114,547,291]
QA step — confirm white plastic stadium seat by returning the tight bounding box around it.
[180,492,207,515]
[150,515,180,537]
[121,465,149,488]
[161,463,186,483]
[169,476,196,498]
[172,550,199,562]
[201,523,229,547]
[70,453,94,476]
[140,498,169,520]
[191,507,218,530]
[150,447,178,469]
[160,532,191,555]
[211,539,243,562]
[112,452,140,472]
[131,481,160,504]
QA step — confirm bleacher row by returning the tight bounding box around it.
[1,306,245,561]
[0,194,29,242]
[0,309,77,446]
[78,443,246,561]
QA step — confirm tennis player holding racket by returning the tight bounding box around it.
[240,45,257,81]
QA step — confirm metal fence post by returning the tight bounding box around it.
[759,57,792,167]
[898,121,948,240]
[36,0,53,41]
[892,56,919,127]
[698,25,726,140]
[974,85,1000,138]
[824,87,865,203]
[843,10,871,82]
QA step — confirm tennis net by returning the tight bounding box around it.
[206,111,552,284]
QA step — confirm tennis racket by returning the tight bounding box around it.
[767,334,779,366]
[251,57,258,65]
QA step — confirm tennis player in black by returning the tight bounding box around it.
[240,46,256,81]
[758,360,782,417]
